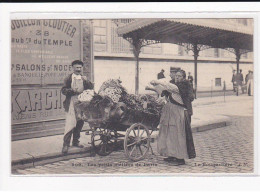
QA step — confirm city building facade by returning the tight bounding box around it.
[92,19,253,94]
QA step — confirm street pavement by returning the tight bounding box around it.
[14,116,253,174]
[13,95,254,175]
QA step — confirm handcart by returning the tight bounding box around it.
[76,100,160,162]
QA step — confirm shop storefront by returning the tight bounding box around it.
[11,19,93,140]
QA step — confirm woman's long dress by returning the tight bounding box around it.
[157,101,189,159]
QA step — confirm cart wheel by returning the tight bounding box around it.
[124,123,151,161]
[91,128,117,156]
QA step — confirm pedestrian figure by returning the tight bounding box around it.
[188,72,194,95]
[247,71,254,96]
[61,60,94,154]
[157,69,165,80]
[245,70,250,85]
[236,69,245,94]
[231,70,236,92]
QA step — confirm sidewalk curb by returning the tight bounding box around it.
[12,119,231,172]
[191,120,232,133]
[12,147,93,172]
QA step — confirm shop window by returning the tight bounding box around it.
[215,78,222,87]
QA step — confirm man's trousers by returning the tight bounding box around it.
[63,120,84,146]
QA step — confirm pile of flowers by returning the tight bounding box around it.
[78,89,95,102]
[75,79,164,126]
[98,79,127,94]
[98,79,128,103]
[98,79,164,116]
[99,87,122,103]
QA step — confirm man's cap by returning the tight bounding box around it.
[161,69,165,72]
[170,67,181,72]
[72,60,84,66]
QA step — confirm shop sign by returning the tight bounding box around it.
[11,19,81,85]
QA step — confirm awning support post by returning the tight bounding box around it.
[193,43,199,99]
[132,38,141,95]
[179,42,206,99]
[235,48,241,96]
[126,36,160,95]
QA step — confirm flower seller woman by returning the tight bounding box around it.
[156,69,196,166]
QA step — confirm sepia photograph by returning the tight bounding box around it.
[10,17,254,175]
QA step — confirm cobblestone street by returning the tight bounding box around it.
[15,115,254,175]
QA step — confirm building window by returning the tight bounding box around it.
[111,21,131,53]
[215,78,222,87]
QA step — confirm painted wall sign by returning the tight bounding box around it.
[11,19,81,85]
[11,19,89,125]
[11,88,66,124]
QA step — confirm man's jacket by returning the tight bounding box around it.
[233,73,243,85]
[61,73,94,112]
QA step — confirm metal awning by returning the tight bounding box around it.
[117,18,253,51]
[117,18,253,96]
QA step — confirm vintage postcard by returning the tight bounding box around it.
[10,16,255,175]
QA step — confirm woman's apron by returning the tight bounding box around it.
[157,100,189,159]
[64,76,84,136]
